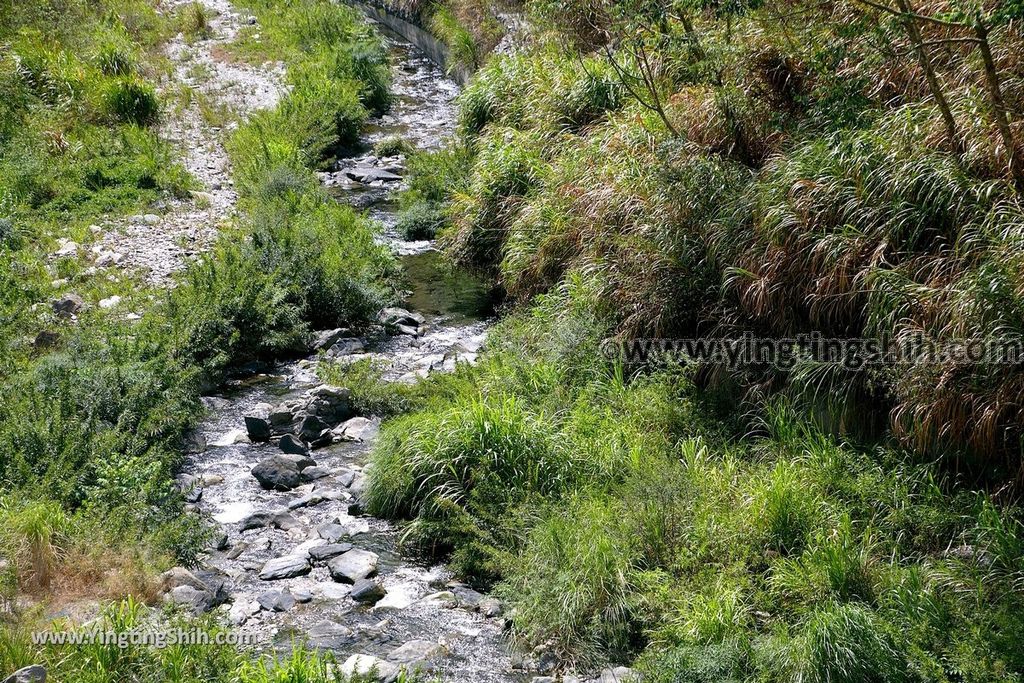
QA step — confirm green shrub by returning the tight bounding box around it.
[179,2,213,40]
[396,201,446,240]
[103,78,159,125]
[96,42,135,76]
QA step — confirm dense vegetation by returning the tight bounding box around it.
[0,0,396,677]
[369,0,1024,679]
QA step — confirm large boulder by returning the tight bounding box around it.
[244,403,273,442]
[258,554,311,580]
[251,453,312,490]
[52,294,85,316]
[327,549,379,583]
[303,385,352,423]
[312,328,351,352]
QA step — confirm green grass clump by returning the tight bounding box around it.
[103,78,160,125]
[395,201,446,240]
[179,2,213,41]
[373,135,413,157]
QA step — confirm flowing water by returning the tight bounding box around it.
[182,28,527,683]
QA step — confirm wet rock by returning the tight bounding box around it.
[183,430,207,454]
[308,542,354,562]
[279,434,310,456]
[271,511,302,531]
[478,597,503,617]
[350,578,386,605]
[288,492,328,510]
[388,639,447,668]
[379,307,425,330]
[344,167,402,183]
[244,404,273,442]
[269,404,298,428]
[450,583,484,608]
[52,294,85,316]
[306,620,354,648]
[257,588,296,612]
[312,328,350,351]
[2,665,46,683]
[252,454,305,490]
[339,655,399,682]
[326,337,365,357]
[420,591,458,608]
[213,533,229,551]
[396,323,421,336]
[297,414,327,441]
[327,548,379,583]
[239,511,274,531]
[258,554,310,580]
[536,651,559,675]
[301,465,330,482]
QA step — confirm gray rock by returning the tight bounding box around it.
[271,511,302,531]
[598,667,639,682]
[305,620,354,649]
[478,597,503,617]
[334,417,379,442]
[301,465,330,482]
[304,385,352,423]
[52,294,84,316]
[257,588,296,612]
[312,328,351,351]
[213,533,229,551]
[326,338,366,357]
[395,323,421,336]
[293,588,313,603]
[258,554,310,580]
[450,583,484,607]
[279,434,310,456]
[350,578,386,605]
[239,511,274,531]
[317,522,348,543]
[2,665,46,683]
[165,585,218,614]
[252,454,304,490]
[327,549,379,583]
[309,542,354,562]
[344,167,402,183]
[388,639,447,668]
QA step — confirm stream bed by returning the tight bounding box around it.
[178,28,528,683]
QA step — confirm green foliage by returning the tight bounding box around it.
[103,78,160,125]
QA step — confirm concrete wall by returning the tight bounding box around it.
[344,0,472,85]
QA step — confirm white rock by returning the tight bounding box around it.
[99,295,122,309]
[338,655,398,682]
